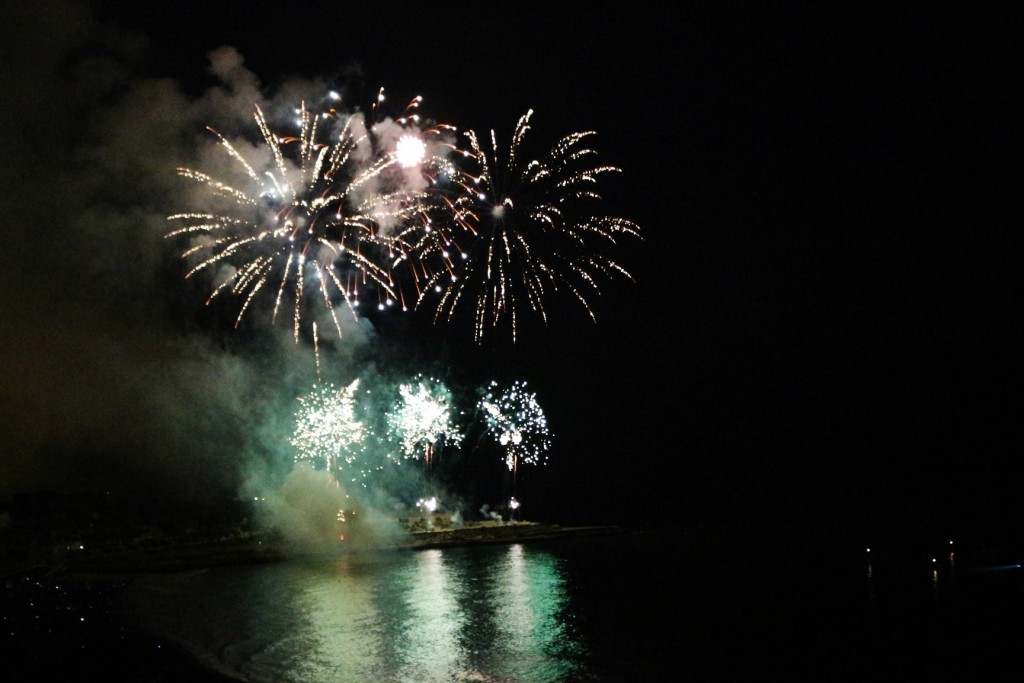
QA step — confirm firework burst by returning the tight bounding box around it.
[418,110,642,344]
[291,379,379,485]
[167,91,455,340]
[478,380,551,477]
[385,374,463,469]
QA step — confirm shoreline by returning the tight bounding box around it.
[47,520,636,578]
[391,520,636,550]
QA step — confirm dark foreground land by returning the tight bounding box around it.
[2,567,243,682]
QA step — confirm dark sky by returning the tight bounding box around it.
[1,2,1020,537]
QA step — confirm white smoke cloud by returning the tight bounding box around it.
[0,3,508,554]
[206,46,261,95]
[0,3,366,508]
[242,447,412,556]
[246,464,351,554]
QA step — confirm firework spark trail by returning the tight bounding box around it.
[167,91,455,340]
[417,110,642,344]
[313,321,321,380]
[478,380,551,483]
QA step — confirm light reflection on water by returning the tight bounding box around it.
[119,530,1024,679]
[124,542,586,683]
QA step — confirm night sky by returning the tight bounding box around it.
[1,2,1020,540]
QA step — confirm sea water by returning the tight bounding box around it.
[120,529,1024,681]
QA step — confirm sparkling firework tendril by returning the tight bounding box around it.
[385,374,463,469]
[291,379,379,486]
[418,110,642,344]
[478,380,551,477]
[167,91,455,340]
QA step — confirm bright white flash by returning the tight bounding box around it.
[395,134,427,168]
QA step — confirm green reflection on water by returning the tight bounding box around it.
[198,543,587,682]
